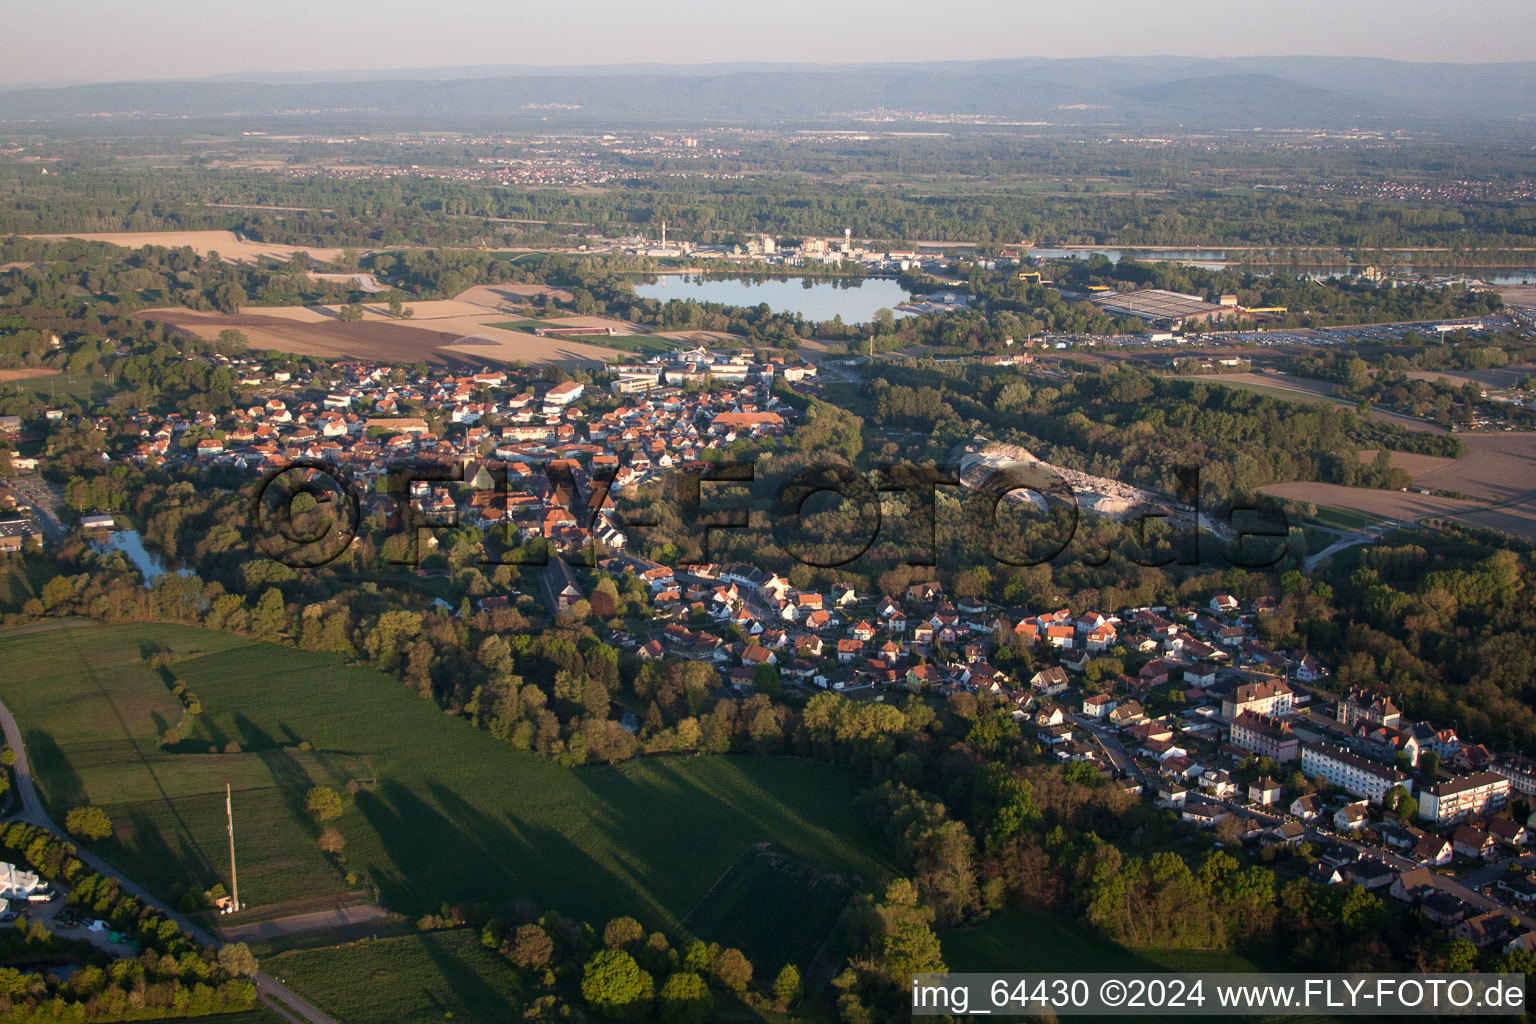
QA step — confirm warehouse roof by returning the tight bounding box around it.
[1089,288,1224,321]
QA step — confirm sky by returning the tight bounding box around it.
[2,0,1532,86]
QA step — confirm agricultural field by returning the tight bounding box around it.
[945,912,1325,1024]
[677,843,857,971]
[263,930,527,1024]
[1259,480,1536,540]
[487,321,681,356]
[23,230,345,265]
[1287,502,1388,533]
[164,1011,288,1024]
[0,621,891,944]
[1399,431,1536,503]
[145,289,623,366]
[1214,372,1443,433]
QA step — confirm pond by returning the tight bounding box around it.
[96,531,189,586]
[632,274,913,323]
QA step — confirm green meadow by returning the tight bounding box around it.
[0,621,888,941]
[264,930,527,1024]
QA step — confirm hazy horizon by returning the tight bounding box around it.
[3,0,1533,87]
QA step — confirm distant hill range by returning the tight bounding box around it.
[2,56,1533,130]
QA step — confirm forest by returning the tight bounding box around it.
[2,155,1535,252]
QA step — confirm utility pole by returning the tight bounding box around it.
[225,783,240,912]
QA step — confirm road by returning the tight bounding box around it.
[1070,712,1147,784]
[1303,525,1387,572]
[0,696,342,1024]
[221,903,388,942]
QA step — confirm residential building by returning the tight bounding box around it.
[1249,776,1283,806]
[1221,679,1294,720]
[1337,687,1403,729]
[1228,711,1299,763]
[1418,772,1510,828]
[1455,911,1516,950]
[1300,741,1411,805]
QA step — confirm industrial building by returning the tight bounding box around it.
[1089,288,1226,328]
[0,862,46,901]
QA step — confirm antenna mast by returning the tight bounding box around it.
[225,783,240,912]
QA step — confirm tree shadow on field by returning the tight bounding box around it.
[419,929,517,1020]
[356,778,617,922]
[137,640,170,661]
[121,806,215,893]
[23,729,86,808]
[232,714,314,828]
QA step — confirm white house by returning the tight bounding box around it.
[0,862,45,901]
[1082,694,1117,719]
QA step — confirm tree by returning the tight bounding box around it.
[657,972,713,1024]
[510,923,554,969]
[874,879,946,983]
[211,281,246,314]
[215,328,248,355]
[581,949,654,1018]
[752,663,781,696]
[1443,937,1478,972]
[603,916,645,950]
[250,587,287,639]
[338,303,364,323]
[712,947,753,993]
[305,786,343,822]
[1419,750,1441,777]
[65,805,112,842]
[317,828,346,856]
[591,577,621,619]
[681,940,712,973]
[218,942,259,978]
[772,964,803,1009]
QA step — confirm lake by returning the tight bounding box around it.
[633,274,913,323]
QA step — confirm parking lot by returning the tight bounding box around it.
[9,892,139,958]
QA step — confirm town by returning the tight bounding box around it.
[7,333,1536,969]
